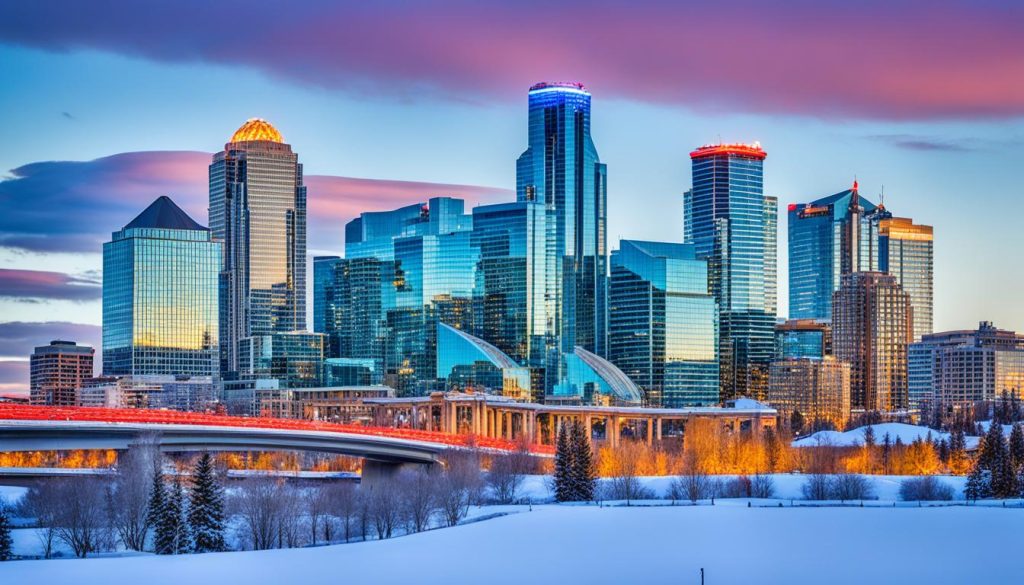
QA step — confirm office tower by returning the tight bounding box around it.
[470,201,549,372]
[210,118,307,375]
[787,182,889,322]
[768,357,851,433]
[516,82,608,387]
[436,323,532,400]
[908,322,1024,410]
[775,319,832,360]
[879,217,934,340]
[314,256,385,363]
[832,272,913,412]
[685,143,776,400]
[238,332,325,389]
[29,340,94,405]
[313,255,342,339]
[343,197,477,395]
[102,196,220,378]
[608,240,719,407]
[554,347,643,406]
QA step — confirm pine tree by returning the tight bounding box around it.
[881,433,892,474]
[148,465,173,554]
[167,479,191,554]
[570,420,596,502]
[553,422,575,502]
[0,505,13,561]
[1009,424,1024,470]
[978,421,1005,471]
[964,463,988,502]
[990,436,1019,499]
[188,453,226,553]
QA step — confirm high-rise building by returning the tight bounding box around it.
[768,357,851,432]
[314,256,385,363]
[470,201,549,372]
[436,323,532,400]
[238,332,325,389]
[516,82,608,387]
[775,319,832,360]
[312,255,342,338]
[908,322,1024,410]
[787,182,889,322]
[29,340,94,405]
[210,119,307,376]
[832,272,913,412]
[879,217,934,340]
[685,143,776,400]
[102,196,220,378]
[608,240,719,407]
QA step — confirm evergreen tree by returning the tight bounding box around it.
[167,479,191,554]
[188,453,226,553]
[0,505,12,561]
[937,438,950,464]
[881,433,892,474]
[553,422,575,502]
[764,426,781,472]
[990,437,1019,498]
[978,421,1005,471]
[148,465,173,554]
[964,463,988,501]
[570,420,596,502]
[1009,424,1024,470]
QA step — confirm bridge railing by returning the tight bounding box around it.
[0,404,554,455]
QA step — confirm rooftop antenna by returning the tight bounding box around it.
[879,185,885,208]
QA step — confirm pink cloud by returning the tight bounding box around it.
[0,269,100,301]
[0,0,1021,119]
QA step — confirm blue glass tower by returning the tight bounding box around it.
[787,182,887,322]
[685,143,776,400]
[516,82,608,389]
[609,240,719,407]
[103,196,220,377]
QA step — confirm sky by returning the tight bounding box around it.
[0,0,1022,393]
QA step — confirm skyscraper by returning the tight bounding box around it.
[879,217,934,340]
[210,119,307,376]
[768,357,851,433]
[787,182,888,322]
[685,143,776,400]
[832,272,913,412]
[516,82,608,388]
[103,196,220,378]
[608,240,719,407]
[29,340,94,405]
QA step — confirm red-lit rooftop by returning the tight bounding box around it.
[690,142,767,160]
[529,81,587,92]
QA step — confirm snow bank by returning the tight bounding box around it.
[793,423,981,449]
[2,504,1020,584]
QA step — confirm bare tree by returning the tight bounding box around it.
[397,466,437,533]
[52,478,110,558]
[667,451,712,504]
[18,481,59,558]
[486,443,535,504]
[437,451,483,526]
[604,441,653,504]
[275,486,303,549]
[327,482,360,543]
[367,480,400,539]
[304,483,332,546]
[231,477,285,550]
[108,438,160,551]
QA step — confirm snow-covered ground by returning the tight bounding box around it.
[2,503,1021,584]
[793,423,982,449]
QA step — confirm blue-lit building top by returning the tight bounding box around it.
[609,240,719,407]
[437,323,531,400]
[516,82,608,377]
[685,143,776,400]
[775,319,831,360]
[788,184,888,322]
[103,196,220,378]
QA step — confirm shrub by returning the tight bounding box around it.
[801,474,832,500]
[667,472,712,503]
[831,474,875,501]
[750,473,776,499]
[899,476,955,501]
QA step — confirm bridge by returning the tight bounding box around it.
[0,405,546,481]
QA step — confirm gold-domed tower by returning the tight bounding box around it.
[229,118,284,143]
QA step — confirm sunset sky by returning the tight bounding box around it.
[1,0,1022,392]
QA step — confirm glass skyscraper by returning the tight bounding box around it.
[209,119,307,376]
[516,82,608,388]
[787,183,889,322]
[685,143,776,400]
[102,196,220,378]
[608,240,719,407]
[879,217,934,340]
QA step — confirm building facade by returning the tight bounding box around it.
[210,119,307,376]
[102,196,220,379]
[768,357,851,432]
[608,240,719,407]
[879,217,934,340]
[436,323,532,400]
[832,272,913,412]
[29,340,94,405]
[685,143,776,400]
[238,332,325,389]
[775,319,831,360]
[908,322,1024,409]
[516,82,608,388]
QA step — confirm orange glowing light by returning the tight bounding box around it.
[690,142,766,160]
[230,118,284,143]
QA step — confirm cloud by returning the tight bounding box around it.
[866,134,975,152]
[0,269,101,302]
[0,321,101,358]
[0,360,29,396]
[1,0,1021,120]
[0,150,511,256]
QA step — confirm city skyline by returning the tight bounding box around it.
[2,1,1023,395]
